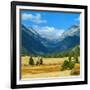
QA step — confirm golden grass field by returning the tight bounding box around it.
[21,56,80,79]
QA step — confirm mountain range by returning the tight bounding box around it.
[21,24,80,56]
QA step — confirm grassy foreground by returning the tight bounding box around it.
[21,56,80,79]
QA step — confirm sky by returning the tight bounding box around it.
[20,10,80,40]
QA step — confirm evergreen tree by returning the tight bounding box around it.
[40,57,43,65]
[29,56,34,65]
[36,61,39,66]
[74,56,79,63]
[68,56,72,62]
[61,60,69,70]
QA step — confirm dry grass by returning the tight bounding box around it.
[22,64,61,75]
[21,56,80,79]
[71,63,80,75]
[22,70,71,79]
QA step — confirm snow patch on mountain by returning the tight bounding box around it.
[60,25,80,40]
[32,25,65,41]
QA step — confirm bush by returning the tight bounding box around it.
[61,59,75,71]
[68,61,75,69]
[61,60,69,70]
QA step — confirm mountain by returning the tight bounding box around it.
[21,24,80,56]
[58,24,80,41]
[52,24,80,52]
[21,25,48,55]
[44,45,80,58]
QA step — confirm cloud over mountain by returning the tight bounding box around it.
[32,25,65,40]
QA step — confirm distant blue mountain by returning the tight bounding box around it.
[52,24,80,52]
[21,24,80,55]
[21,25,48,55]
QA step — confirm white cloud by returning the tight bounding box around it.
[33,25,65,40]
[22,13,47,24]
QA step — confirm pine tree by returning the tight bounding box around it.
[36,61,39,66]
[68,56,72,62]
[29,56,34,65]
[40,57,43,65]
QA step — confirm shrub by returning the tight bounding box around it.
[61,60,69,70]
[61,58,75,71]
[68,61,75,69]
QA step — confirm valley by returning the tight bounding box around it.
[20,24,80,79]
[21,24,80,56]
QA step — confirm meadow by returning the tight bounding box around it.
[21,56,80,79]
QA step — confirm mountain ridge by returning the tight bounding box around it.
[21,24,80,56]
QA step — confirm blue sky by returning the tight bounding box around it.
[20,10,80,40]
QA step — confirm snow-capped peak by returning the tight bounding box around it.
[60,24,80,40]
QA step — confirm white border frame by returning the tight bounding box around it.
[16,5,85,85]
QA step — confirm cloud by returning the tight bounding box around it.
[33,25,65,40]
[22,13,47,24]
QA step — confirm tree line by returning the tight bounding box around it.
[43,45,80,58]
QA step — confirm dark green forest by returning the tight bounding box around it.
[21,45,80,58]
